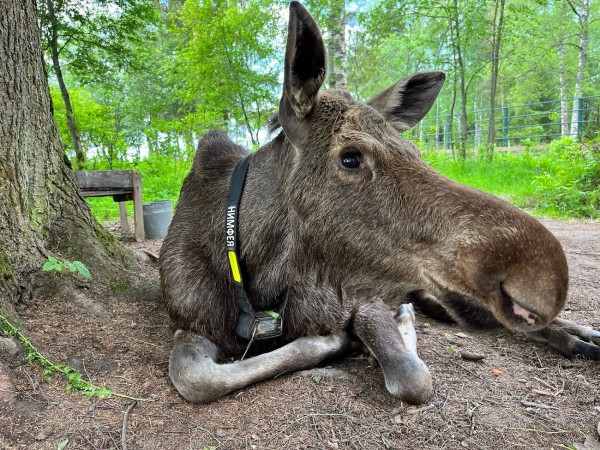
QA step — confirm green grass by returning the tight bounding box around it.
[424,149,542,199]
[423,139,600,220]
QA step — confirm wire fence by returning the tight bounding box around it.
[412,95,600,150]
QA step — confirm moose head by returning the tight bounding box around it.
[276,2,567,333]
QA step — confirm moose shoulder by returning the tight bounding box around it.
[159,1,600,404]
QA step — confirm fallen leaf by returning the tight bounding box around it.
[455,332,469,338]
[492,368,505,376]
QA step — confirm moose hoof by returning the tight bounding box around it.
[591,330,600,345]
[383,353,433,404]
[396,303,415,318]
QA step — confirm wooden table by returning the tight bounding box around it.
[74,170,144,242]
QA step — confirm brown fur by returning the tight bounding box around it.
[160,1,598,404]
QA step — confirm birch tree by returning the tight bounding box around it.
[568,0,591,139]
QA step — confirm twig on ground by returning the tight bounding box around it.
[531,389,553,396]
[77,427,98,450]
[310,415,322,440]
[501,427,568,435]
[121,401,137,450]
[432,349,484,380]
[533,377,557,391]
[521,400,558,410]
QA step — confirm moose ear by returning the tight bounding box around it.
[368,72,446,132]
[279,1,326,125]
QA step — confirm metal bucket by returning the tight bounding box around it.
[143,200,172,239]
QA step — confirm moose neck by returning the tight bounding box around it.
[234,133,297,309]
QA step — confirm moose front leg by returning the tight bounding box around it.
[527,318,600,360]
[353,301,432,404]
[169,330,352,403]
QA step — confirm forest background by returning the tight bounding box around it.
[42,0,600,221]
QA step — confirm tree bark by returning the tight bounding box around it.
[487,0,506,162]
[569,0,590,140]
[0,0,138,318]
[451,0,468,158]
[558,40,569,137]
[326,0,347,90]
[45,0,85,169]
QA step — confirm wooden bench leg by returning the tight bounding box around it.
[118,202,130,235]
[132,172,145,242]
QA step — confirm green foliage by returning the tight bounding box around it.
[84,153,193,223]
[424,138,600,219]
[39,0,600,222]
[530,138,600,218]
[0,315,140,400]
[38,0,160,82]
[42,255,92,280]
[167,0,283,145]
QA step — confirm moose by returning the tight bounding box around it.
[160,1,600,404]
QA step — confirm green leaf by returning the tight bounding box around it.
[47,255,58,264]
[446,347,455,356]
[73,261,92,280]
[42,262,56,271]
[53,263,63,272]
[57,438,69,450]
[63,261,77,272]
[422,322,431,329]
[265,310,279,319]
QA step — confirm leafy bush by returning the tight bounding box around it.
[531,138,599,218]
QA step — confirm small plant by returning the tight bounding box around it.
[42,255,92,280]
[0,314,140,400]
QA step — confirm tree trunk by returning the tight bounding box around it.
[487,0,506,162]
[569,0,590,140]
[326,0,347,89]
[45,0,85,169]
[451,0,468,158]
[0,0,138,319]
[448,73,457,157]
[558,40,569,137]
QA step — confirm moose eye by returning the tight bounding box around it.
[340,151,361,170]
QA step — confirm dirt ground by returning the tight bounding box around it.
[0,218,599,450]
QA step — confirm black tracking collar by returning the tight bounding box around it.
[225,154,287,341]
